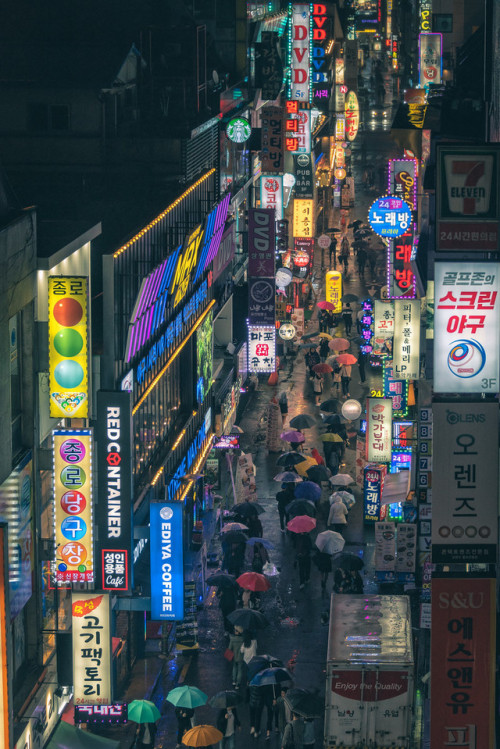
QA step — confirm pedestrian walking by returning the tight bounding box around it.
[340,364,352,397]
[228,626,246,688]
[224,542,245,577]
[368,249,377,279]
[328,497,348,533]
[314,549,333,595]
[251,541,269,574]
[261,684,277,739]
[275,688,292,738]
[356,247,367,277]
[339,237,349,273]
[217,706,241,749]
[333,567,351,594]
[313,373,323,405]
[240,630,258,665]
[218,585,237,633]
[175,707,194,748]
[319,309,329,333]
[358,352,366,383]
[279,391,288,426]
[348,569,364,594]
[249,684,264,738]
[341,303,353,336]
[247,514,263,539]
[319,336,330,361]
[276,482,296,532]
[295,532,312,589]
[281,713,305,749]
[135,722,157,749]
[356,309,364,335]
[332,362,341,396]
[329,236,337,268]
[305,347,320,378]
[303,717,316,749]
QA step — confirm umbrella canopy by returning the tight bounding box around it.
[321,414,347,426]
[47,723,119,749]
[315,530,345,555]
[231,502,265,517]
[332,490,356,509]
[182,725,223,747]
[301,329,321,339]
[128,699,162,723]
[331,552,364,571]
[208,690,243,709]
[221,522,248,533]
[167,686,208,709]
[295,457,318,477]
[249,667,294,687]
[283,688,324,719]
[247,655,284,682]
[319,399,339,412]
[328,338,350,351]
[294,481,322,502]
[306,464,330,483]
[341,293,359,303]
[313,363,333,374]
[335,353,358,365]
[274,471,302,483]
[329,473,355,487]
[289,414,316,430]
[206,572,237,589]
[317,301,336,310]
[237,572,271,592]
[299,341,319,349]
[246,537,274,549]
[227,608,269,630]
[285,499,316,518]
[280,430,305,443]
[221,530,248,545]
[318,332,333,339]
[348,220,364,228]
[287,515,317,533]
[320,432,343,443]
[276,451,306,466]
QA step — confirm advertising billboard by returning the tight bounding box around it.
[289,109,311,154]
[436,145,500,251]
[364,466,382,522]
[72,593,111,705]
[368,197,412,238]
[255,31,284,102]
[419,32,442,85]
[325,271,342,313]
[345,91,359,141]
[432,402,498,563]
[53,429,94,584]
[388,158,417,209]
[434,262,500,393]
[374,300,394,338]
[260,175,283,220]
[366,398,392,463]
[260,106,284,174]
[431,578,496,748]
[387,227,416,299]
[247,325,276,374]
[293,199,314,238]
[150,503,184,621]
[393,299,420,379]
[248,208,276,326]
[294,153,314,198]
[383,361,408,418]
[96,392,132,591]
[48,276,88,418]
[288,4,312,102]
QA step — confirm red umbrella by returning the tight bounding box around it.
[313,363,333,374]
[335,353,358,365]
[286,515,317,533]
[328,338,349,351]
[237,572,271,592]
[317,301,335,311]
[280,430,305,443]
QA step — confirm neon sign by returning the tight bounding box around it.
[287,3,312,102]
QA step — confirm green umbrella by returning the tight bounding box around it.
[167,685,208,709]
[128,699,161,723]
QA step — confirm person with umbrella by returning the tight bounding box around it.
[295,531,313,590]
[276,482,296,532]
[251,540,269,574]
[333,566,351,594]
[348,568,364,593]
[218,583,238,633]
[305,346,320,378]
[339,363,352,397]
[134,721,157,748]
[356,245,368,277]
[339,235,350,272]
[329,235,337,268]
[275,688,292,741]
[216,705,241,748]
[174,707,194,748]
[247,513,263,539]
[319,335,330,361]
[313,372,323,405]
[223,541,246,578]
[313,549,333,595]
[281,712,305,749]
[341,302,353,337]
[328,496,348,533]
[249,682,264,738]
[278,391,288,426]
[227,625,246,688]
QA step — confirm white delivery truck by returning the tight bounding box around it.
[324,594,414,748]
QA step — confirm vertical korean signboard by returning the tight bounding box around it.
[432,402,498,564]
[374,300,394,339]
[150,503,184,621]
[366,398,392,463]
[293,199,314,238]
[96,391,132,592]
[288,4,312,103]
[431,578,496,748]
[53,429,94,583]
[433,262,500,394]
[325,271,342,313]
[261,107,284,174]
[261,175,283,220]
[48,276,88,418]
[72,593,112,705]
[247,326,276,374]
[364,467,383,522]
[393,299,420,379]
[419,32,442,85]
[388,159,417,210]
[248,208,275,326]
[387,227,416,299]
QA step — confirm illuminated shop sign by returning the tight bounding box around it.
[150,503,184,621]
[364,466,383,522]
[96,391,132,591]
[170,224,204,307]
[261,175,284,220]
[226,117,252,143]
[293,199,314,238]
[387,227,416,299]
[53,429,93,584]
[419,0,432,31]
[312,3,328,83]
[193,194,231,283]
[369,197,412,238]
[166,417,210,502]
[325,271,342,313]
[393,299,420,380]
[383,360,409,417]
[419,32,442,86]
[75,704,128,725]
[388,159,417,210]
[72,593,111,705]
[261,106,285,174]
[247,325,276,373]
[345,91,359,141]
[48,276,89,418]
[366,398,392,463]
[288,3,312,102]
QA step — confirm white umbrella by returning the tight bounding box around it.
[315,530,345,555]
[331,490,356,509]
[329,473,355,487]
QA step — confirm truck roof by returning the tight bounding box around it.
[327,594,413,665]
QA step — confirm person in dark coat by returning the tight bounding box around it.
[295,533,312,589]
[276,483,296,531]
[314,549,333,594]
[249,684,264,738]
[216,706,241,748]
[333,567,351,594]
[225,542,245,577]
[175,707,193,747]
[319,336,330,361]
[305,347,320,377]
[136,722,157,749]
[358,351,366,383]
[349,569,364,593]
[218,585,237,633]
[251,541,269,573]
[247,514,263,538]
[329,236,337,268]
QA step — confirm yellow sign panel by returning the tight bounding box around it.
[170,224,204,307]
[48,276,89,418]
[325,271,342,313]
[72,593,111,705]
[293,199,314,238]
[54,429,94,584]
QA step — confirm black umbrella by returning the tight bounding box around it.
[276,452,305,467]
[289,414,316,430]
[221,530,248,546]
[319,399,339,412]
[206,572,237,589]
[348,220,363,228]
[341,293,359,303]
[231,502,265,518]
[301,330,320,340]
[209,690,243,709]
[321,414,346,426]
[306,465,330,483]
[285,499,316,519]
[249,667,294,687]
[227,609,269,630]
[283,688,324,719]
[247,655,284,682]
[355,230,371,239]
[331,552,364,571]
[326,227,341,232]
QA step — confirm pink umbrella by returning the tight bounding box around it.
[317,301,335,311]
[328,338,349,351]
[287,515,317,533]
[280,430,305,443]
[313,363,333,374]
[335,353,358,365]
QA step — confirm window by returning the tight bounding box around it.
[27,103,70,132]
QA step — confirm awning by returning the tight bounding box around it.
[381,471,410,505]
[47,722,120,749]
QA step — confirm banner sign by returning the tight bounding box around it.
[72,593,111,705]
[374,300,394,338]
[366,398,392,463]
[387,227,416,299]
[393,299,420,379]
[261,175,283,220]
[431,578,496,748]
[261,106,284,174]
[419,32,442,85]
[432,402,498,563]
[369,197,412,238]
[436,145,500,252]
[247,325,276,373]
[288,3,312,102]
[293,198,314,238]
[75,704,127,725]
[48,276,88,418]
[294,153,314,198]
[53,429,93,584]
[375,522,396,571]
[388,158,417,210]
[395,524,416,574]
[434,262,500,393]
[383,361,408,417]
[248,208,276,326]
[325,271,342,313]
[364,467,383,522]
[150,503,184,621]
[289,109,311,154]
[345,91,359,141]
[255,31,284,101]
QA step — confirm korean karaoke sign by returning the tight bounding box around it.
[366,398,392,463]
[53,429,93,583]
[247,325,276,373]
[72,594,111,705]
[364,467,383,522]
[368,197,412,238]
[387,227,416,299]
[433,262,500,393]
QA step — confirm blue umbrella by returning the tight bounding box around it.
[250,667,294,687]
[274,472,302,483]
[294,481,322,502]
[246,537,274,550]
